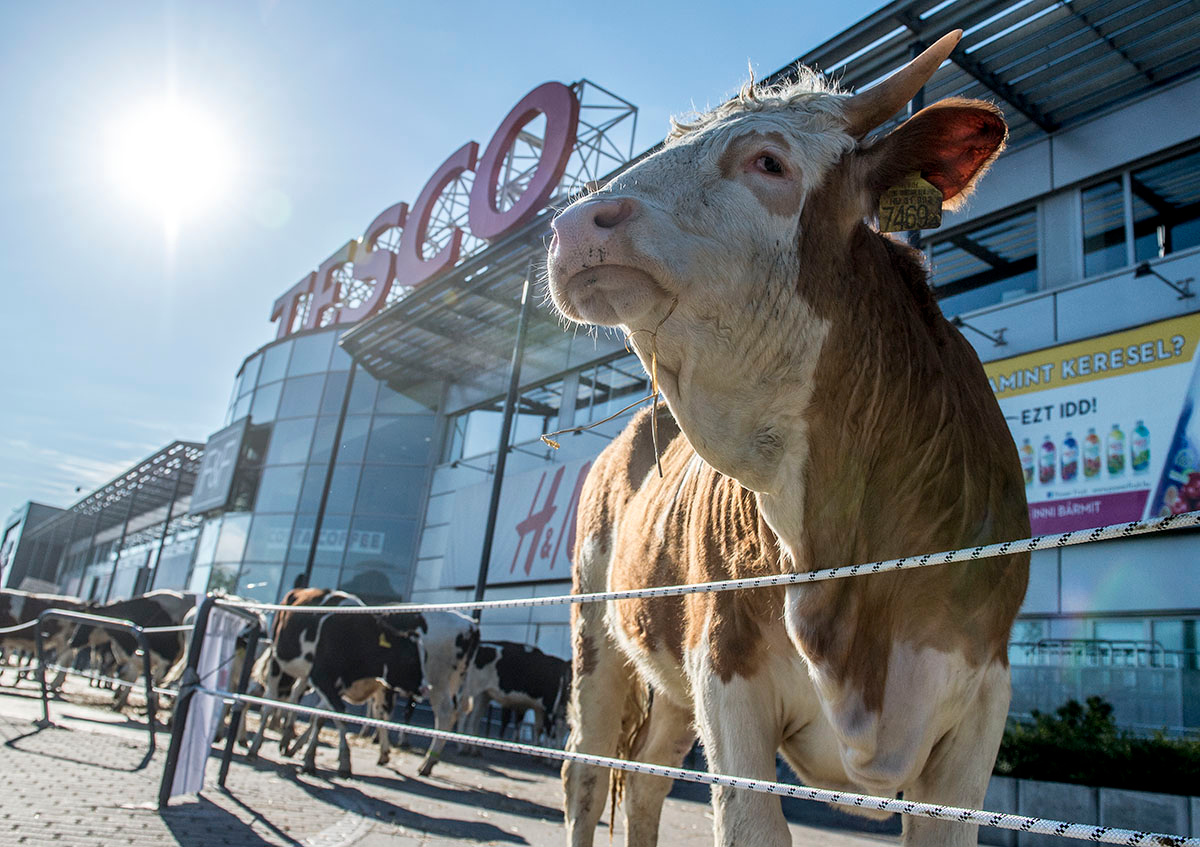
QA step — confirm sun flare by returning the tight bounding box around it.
[106,98,233,233]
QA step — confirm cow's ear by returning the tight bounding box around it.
[864,98,1007,210]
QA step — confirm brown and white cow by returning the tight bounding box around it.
[547,31,1029,847]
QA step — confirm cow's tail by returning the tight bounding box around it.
[608,679,652,838]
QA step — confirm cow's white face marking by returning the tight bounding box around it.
[548,89,850,494]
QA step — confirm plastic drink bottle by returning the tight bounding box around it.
[1061,432,1079,481]
[1131,420,1150,473]
[1019,438,1035,485]
[1083,428,1101,478]
[1039,435,1056,484]
[1107,424,1125,476]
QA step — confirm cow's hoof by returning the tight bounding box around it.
[417,761,434,777]
[377,754,389,766]
[244,750,258,762]
[302,762,316,775]
[337,767,352,779]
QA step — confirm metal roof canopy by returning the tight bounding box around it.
[22,441,206,549]
[773,0,1200,147]
[341,214,566,391]
[343,0,1200,389]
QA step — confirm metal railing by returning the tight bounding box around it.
[1010,639,1200,670]
[34,609,159,764]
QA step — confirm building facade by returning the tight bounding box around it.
[11,0,1200,729]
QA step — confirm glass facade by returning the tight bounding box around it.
[187,327,437,604]
[442,351,650,464]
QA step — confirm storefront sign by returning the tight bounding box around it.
[985,312,1200,533]
[190,417,250,514]
[447,457,593,585]
[270,81,580,339]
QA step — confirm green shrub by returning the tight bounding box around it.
[994,696,1200,796]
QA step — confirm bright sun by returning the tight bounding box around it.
[106,98,233,233]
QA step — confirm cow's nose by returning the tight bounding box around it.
[552,197,637,246]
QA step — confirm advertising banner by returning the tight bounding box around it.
[447,457,593,586]
[170,607,243,799]
[984,312,1200,533]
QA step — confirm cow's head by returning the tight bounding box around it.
[547,31,1006,493]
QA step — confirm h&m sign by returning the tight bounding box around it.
[271,82,580,339]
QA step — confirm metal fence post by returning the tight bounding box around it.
[34,617,51,729]
[217,623,261,789]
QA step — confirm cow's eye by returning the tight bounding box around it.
[755,154,785,176]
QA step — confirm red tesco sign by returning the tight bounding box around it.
[271,82,580,339]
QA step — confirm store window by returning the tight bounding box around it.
[356,465,425,517]
[287,331,335,376]
[445,406,502,462]
[1080,148,1200,278]
[213,513,251,563]
[575,354,650,424]
[926,209,1039,316]
[254,465,305,514]
[366,415,435,464]
[237,355,262,398]
[265,417,316,466]
[443,377,568,463]
[243,514,294,564]
[250,381,283,423]
[1131,148,1200,262]
[277,374,326,419]
[257,340,292,386]
[1082,179,1127,277]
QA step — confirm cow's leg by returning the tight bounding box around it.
[622,695,695,847]
[692,664,789,847]
[416,688,459,776]
[111,661,140,710]
[303,676,352,778]
[562,610,636,847]
[455,694,483,755]
[279,677,312,756]
[901,661,1009,847]
[245,660,284,760]
[374,688,395,766]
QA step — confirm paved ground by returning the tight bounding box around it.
[0,675,901,846]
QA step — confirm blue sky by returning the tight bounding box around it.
[0,0,884,518]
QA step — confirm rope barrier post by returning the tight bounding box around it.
[157,595,215,808]
[217,621,262,790]
[134,623,157,756]
[34,615,52,729]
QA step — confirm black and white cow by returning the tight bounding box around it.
[65,590,198,709]
[382,610,479,776]
[300,612,425,778]
[246,587,364,759]
[458,641,571,749]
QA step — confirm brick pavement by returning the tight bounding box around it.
[0,678,899,846]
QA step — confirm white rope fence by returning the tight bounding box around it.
[0,620,195,635]
[9,511,1198,842]
[198,687,1199,846]
[216,510,1200,615]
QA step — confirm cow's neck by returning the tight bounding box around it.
[628,267,830,503]
[638,225,998,579]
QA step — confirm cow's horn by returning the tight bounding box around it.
[842,30,962,139]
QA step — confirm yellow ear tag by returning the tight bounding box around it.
[378,632,392,649]
[878,173,944,233]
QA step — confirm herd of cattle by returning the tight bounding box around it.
[0,586,570,778]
